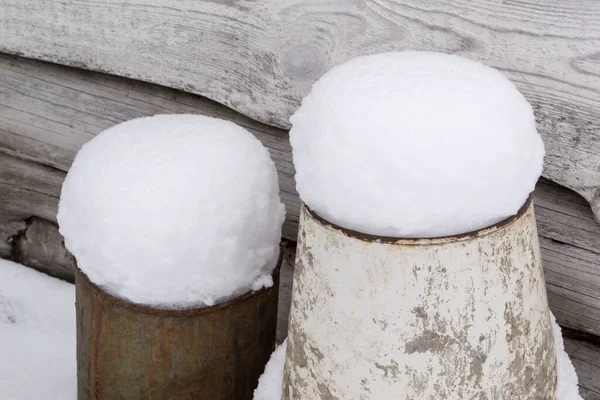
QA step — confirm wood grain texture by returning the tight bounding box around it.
[277,240,296,345]
[1,54,599,337]
[13,217,75,282]
[536,180,600,337]
[0,152,62,222]
[563,335,600,399]
[1,0,599,217]
[0,220,25,259]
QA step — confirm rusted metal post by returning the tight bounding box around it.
[283,198,557,399]
[76,261,280,400]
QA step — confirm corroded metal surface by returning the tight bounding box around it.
[283,199,557,399]
[76,263,280,400]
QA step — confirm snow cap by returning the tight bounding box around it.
[290,51,544,237]
[58,114,285,308]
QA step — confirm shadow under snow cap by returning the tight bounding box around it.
[289,51,545,238]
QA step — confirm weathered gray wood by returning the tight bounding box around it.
[563,335,600,399]
[0,152,62,222]
[535,179,600,337]
[0,151,75,279]
[276,241,296,345]
[13,218,75,283]
[1,54,599,337]
[535,179,600,335]
[1,1,599,219]
[0,220,25,259]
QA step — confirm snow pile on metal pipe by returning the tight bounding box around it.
[58,114,285,308]
[290,51,544,238]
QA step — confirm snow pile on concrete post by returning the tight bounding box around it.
[290,51,544,238]
[284,51,575,399]
[58,114,285,308]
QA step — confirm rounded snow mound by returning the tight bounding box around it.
[58,114,285,308]
[290,51,544,237]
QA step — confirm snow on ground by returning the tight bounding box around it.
[290,51,545,238]
[57,114,285,309]
[253,339,287,400]
[0,260,76,400]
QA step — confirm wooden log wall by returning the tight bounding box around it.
[2,0,600,222]
[1,55,599,342]
[1,1,599,395]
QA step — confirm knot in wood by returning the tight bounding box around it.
[281,45,326,81]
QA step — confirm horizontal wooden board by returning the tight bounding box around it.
[277,240,297,344]
[12,217,75,283]
[0,54,599,337]
[1,0,599,218]
[535,180,600,337]
[563,334,600,400]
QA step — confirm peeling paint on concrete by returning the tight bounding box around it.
[282,201,557,399]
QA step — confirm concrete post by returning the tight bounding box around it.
[283,198,557,399]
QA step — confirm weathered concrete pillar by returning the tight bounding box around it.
[283,198,557,399]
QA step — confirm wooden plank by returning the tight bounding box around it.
[563,335,600,399]
[1,54,599,337]
[12,217,75,283]
[534,179,600,337]
[0,152,63,222]
[277,240,296,344]
[1,1,599,219]
[0,220,25,259]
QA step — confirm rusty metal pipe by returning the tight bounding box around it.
[76,258,280,400]
[283,198,557,399]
